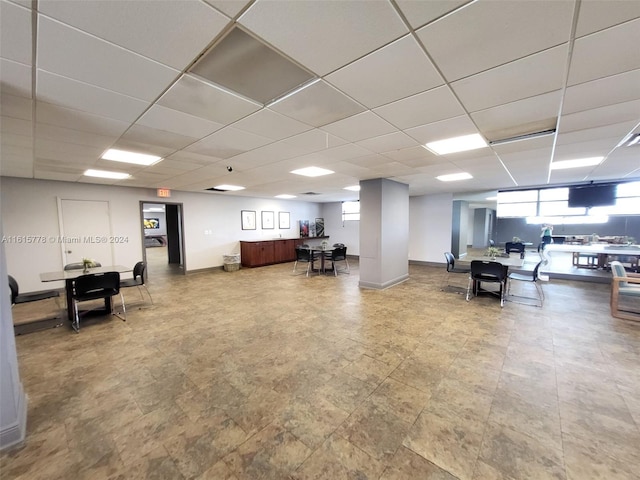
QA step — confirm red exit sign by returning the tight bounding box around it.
[157,188,171,198]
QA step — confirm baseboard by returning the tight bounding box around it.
[359,273,409,290]
[0,390,27,451]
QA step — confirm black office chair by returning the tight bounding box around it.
[70,272,126,333]
[293,246,315,277]
[505,242,525,259]
[466,260,508,307]
[119,261,153,305]
[326,245,349,276]
[507,261,545,307]
[442,252,470,291]
[64,261,101,271]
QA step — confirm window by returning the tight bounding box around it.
[342,201,360,221]
[498,181,640,219]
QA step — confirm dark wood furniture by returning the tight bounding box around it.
[240,239,303,267]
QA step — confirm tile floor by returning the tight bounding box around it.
[2,258,640,479]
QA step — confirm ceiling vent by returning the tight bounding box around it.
[205,187,227,192]
[301,192,321,195]
[488,128,556,146]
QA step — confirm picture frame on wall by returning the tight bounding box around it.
[261,211,274,229]
[315,218,325,237]
[241,210,256,230]
[278,211,290,229]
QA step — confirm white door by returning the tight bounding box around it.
[59,199,114,266]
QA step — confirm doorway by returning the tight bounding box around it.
[140,202,186,276]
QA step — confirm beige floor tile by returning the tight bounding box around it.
[4,261,640,479]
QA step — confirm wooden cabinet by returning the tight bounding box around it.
[240,241,275,267]
[240,238,326,268]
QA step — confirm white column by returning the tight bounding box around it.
[0,224,27,450]
[359,178,409,289]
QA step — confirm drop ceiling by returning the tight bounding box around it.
[1,0,639,203]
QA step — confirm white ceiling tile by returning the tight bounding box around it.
[222,142,305,169]
[417,0,574,81]
[36,102,130,138]
[452,46,567,113]
[396,0,469,29]
[239,0,407,75]
[120,124,198,151]
[559,99,640,133]
[563,69,640,115]
[39,0,229,70]
[556,121,638,146]
[0,0,31,64]
[270,80,365,127]
[165,151,223,166]
[316,144,373,162]
[232,108,312,140]
[137,105,224,139]
[1,131,31,148]
[37,16,179,102]
[471,91,562,142]
[356,131,418,154]
[34,138,103,161]
[553,138,617,160]
[568,18,640,85]
[576,0,640,37]
[203,0,251,18]
[0,58,32,98]
[186,126,272,159]
[158,74,261,124]
[36,70,149,122]
[374,86,464,130]
[35,123,116,149]
[321,111,397,143]
[405,115,479,145]
[281,129,347,154]
[326,35,443,109]
[0,92,32,120]
[1,116,31,137]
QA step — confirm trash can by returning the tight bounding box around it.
[223,254,241,272]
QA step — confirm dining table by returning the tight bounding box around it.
[309,246,335,274]
[40,265,132,321]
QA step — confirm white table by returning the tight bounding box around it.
[545,244,640,269]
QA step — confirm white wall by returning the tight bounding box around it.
[1,177,321,292]
[409,193,454,263]
[321,202,360,255]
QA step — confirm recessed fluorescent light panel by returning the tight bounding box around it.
[486,196,497,201]
[550,157,603,170]
[275,194,296,199]
[214,184,245,191]
[101,148,162,166]
[425,134,487,155]
[436,172,473,182]
[84,169,130,180]
[344,185,361,191]
[290,166,334,177]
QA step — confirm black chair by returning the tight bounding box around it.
[293,246,315,277]
[326,245,349,276]
[119,261,153,305]
[442,252,470,291]
[507,261,545,307]
[505,242,525,259]
[64,261,101,271]
[466,260,508,307]
[8,275,60,306]
[70,272,126,333]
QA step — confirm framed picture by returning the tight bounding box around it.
[261,211,274,229]
[315,218,325,237]
[278,211,290,229]
[241,210,256,230]
[299,220,309,238]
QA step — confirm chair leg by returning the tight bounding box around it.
[466,276,473,301]
[142,285,154,305]
[293,260,298,273]
[72,300,80,333]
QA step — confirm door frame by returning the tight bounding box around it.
[139,201,187,274]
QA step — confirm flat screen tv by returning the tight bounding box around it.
[568,184,616,208]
